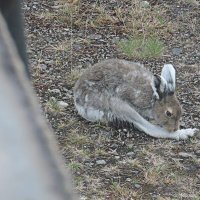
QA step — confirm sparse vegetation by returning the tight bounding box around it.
[118,37,165,59]
[26,0,200,199]
[46,97,62,115]
[66,68,83,86]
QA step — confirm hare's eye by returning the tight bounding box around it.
[166,110,172,117]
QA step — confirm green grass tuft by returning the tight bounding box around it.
[46,97,62,114]
[118,37,165,59]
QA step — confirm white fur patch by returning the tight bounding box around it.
[173,128,197,140]
[85,95,89,102]
[75,103,85,118]
[161,64,176,92]
[75,102,104,122]
[159,76,168,93]
[85,80,95,86]
[86,107,104,121]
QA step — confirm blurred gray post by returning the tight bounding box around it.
[0,11,77,200]
[0,0,29,75]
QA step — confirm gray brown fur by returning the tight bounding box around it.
[74,59,197,140]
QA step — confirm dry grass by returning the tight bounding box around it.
[120,0,172,37]
[27,0,200,199]
[45,97,63,115]
[33,0,173,63]
[46,0,172,61]
[66,68,83,86]
[108,183,139,200]
[47,40,71,52]
[42,1,171,37]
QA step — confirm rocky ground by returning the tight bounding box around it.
[24,0,200,199]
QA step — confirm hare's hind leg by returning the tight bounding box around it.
[108,97,194,140]
[74,92,108,122]
[75,102,105,122]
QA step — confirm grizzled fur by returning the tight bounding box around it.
[74,59,196,140]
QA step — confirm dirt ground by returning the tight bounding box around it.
[24,0,200,199]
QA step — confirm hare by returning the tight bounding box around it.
[74,59,197,140]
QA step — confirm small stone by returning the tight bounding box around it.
[126,178,131,182]
[80,196,87,200]
[96,160,106,165]
[115,156,120,160]
[127,152,135,157]
[38,64,47,70]
[62,88,73,99]
[134,184,141,189]
[45,60,54,65]
[50,96,56,101]
[111,37,120,43]
[195,150,200,156]
[85,162,94,167]
[110,143,118,148]
[63,87,72,93]
[58,101,69,108]
[87,34,102,40]
[178,152,194,158]
[127,143,134,149]
[132,170,139,174]
[180,121,186,128]
[50,89,61,95]
[123,128,127,132]
[172,47,182,56]
[140,1,150,8]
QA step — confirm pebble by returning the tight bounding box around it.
[110,143,118,149]
[63,87,72,93]
[132,170,139,174]
[140,1,150,8]
[49,95,56,100]
[195,150,200,156]
[80,196,87,200]
[87,34,102,40]
[58,101,69,108]
[50,89,61,95]
[127,152,135,157]
[172,47,182,56]
[38,64,47,70]
[62,88,73,99]
[178,152,194,158]
[127,143,134,149]
[134,184,141,189]
[45,60,54,65]
[115,156,120,160]
[96,160,106,165]
[85,162,94,167]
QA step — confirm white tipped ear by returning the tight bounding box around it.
[161,64,176,92]
[159,75,167,93]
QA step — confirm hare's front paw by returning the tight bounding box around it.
[174,128,198,140]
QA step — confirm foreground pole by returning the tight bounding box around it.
[0,12,77,200]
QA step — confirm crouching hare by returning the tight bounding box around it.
[74,59,197,140]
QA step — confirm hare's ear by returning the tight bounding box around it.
[153,74,167,99]
[161,64,176,93]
